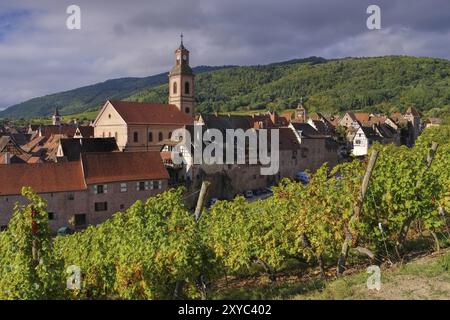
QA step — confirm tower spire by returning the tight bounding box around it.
[180,33,185,49]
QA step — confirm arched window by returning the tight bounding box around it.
[168,131,172,139]
[133,132,138,143]
[173,81,177,94]
[148,132,153,142]
[184,81,190,94]
[158,132,163,141]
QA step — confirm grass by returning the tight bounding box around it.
[211,249,450,300]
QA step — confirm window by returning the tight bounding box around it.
[48,212,56,220]
[301,147,309,158]
[148,132,153,142]
[185,107,190,114]
[158,132,163,142]
[108,114,111,119]
[152,180,162,190]
[355,140,361,145]
[74,214,86,227]
[120,204,125,210]
[94,202,108,212]
[173,81,177,94]
[94,184,107,194]
[133,131,138,143]
[137,181,146,191]
[168,131,172,139]
[120,183,127,193]
[68,193,75,200]
[102,132,105,138]
[108,132,111,137]
[184,81,190,95]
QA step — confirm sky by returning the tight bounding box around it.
[1,0,450,110]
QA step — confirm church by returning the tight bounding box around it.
[93,37,195,151]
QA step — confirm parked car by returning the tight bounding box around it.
[57,226,74,236]
[244,190,254,198]
[253,189,263,196]
[295,171,310,185]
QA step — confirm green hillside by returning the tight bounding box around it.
[1,56,450,120]
[0,66,229,119]
[129,56,450,117]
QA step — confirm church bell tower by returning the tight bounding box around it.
[169,34,195,117]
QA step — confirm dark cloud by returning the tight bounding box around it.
[1,0,450,109]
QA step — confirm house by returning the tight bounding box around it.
[93,40,195,152]
[352,126,381,156]
[0,136,33,164]
[288,122,340,168]
[425,118,442,128]
[57,137,119,161]
[0,151,169,232]
[339,112,370,129]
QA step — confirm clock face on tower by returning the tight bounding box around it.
[182,55,187,61]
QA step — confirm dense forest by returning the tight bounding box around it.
[1,56,450,120]
[129,56,450,117]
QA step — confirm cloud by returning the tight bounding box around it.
[1,0,450,109]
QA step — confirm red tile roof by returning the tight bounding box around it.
[109,100,194,125]
[0,161,86,196]
[82,151,169,184]
[40,125,77,138]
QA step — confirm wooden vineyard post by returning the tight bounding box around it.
[337,150,379,276]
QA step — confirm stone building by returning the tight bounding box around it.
[0,151,169,232]
[93,100,193,152]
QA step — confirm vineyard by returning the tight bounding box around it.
[0,126,449,300]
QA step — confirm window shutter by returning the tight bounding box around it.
[145,181,149,191]
[94,185,97,194]
[158,180,162,190]
[104,184,108,194]
[136,182,139,191]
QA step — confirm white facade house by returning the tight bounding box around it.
[352,126,381,156]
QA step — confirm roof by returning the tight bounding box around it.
[359,126,382,141]
[290,123,326,138]
[60,138,119,161]
[345,112,370,124]
[375,123,397,139]
[108,100,194,125]
[39,125,77,138]
[277,128,301,150]
[0,161,86,196]
[426,118,442,125]
[406,107,420,117]
[82,151,169,184]
[200,114,254,131]
[77,126,94,137]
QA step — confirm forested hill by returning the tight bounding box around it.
[129,56,450,116]
[2,56,450,120]
[0,65,231,119]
